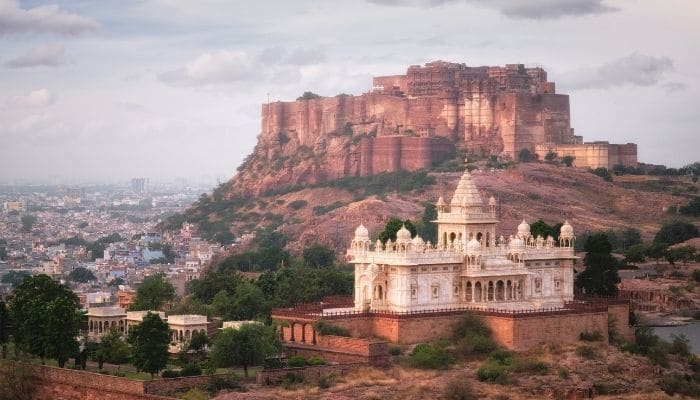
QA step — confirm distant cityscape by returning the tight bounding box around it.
[0,178,227,306]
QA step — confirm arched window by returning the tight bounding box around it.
[449,232,456,243]
[485,232,491,247]
[487,281,494,301]
[465,282,473,302]
[496,280,505,301]
[474,282,482,302]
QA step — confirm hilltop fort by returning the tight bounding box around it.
[240,61,636,195]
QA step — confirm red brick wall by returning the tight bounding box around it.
[19,364,174,400]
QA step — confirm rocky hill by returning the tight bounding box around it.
[163,159,695,254]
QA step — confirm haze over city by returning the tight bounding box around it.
[1,0,699,183]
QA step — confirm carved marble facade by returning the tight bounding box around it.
[347,168,577,312]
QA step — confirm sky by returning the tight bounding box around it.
[0,0,698,184]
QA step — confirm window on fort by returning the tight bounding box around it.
[442,266,449,271]
[545,262,550,266]
[535,262,541,266]
[411,284,417,300]
[555,280,561,290]
[431,284,439,299]
[453,283,460,297]
[535,278,542,293]
[555,262,560,266]
[411,268,417,272]
[525,262,531,266]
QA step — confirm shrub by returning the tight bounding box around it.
[513,357,549,375]
[476,350,515,384]
[181,388,209,400]
[206,375,241,395]
[287,355,307,368]
[180,363,202,377]
[318,374,335,389]
[661,373,700,397]
[590,167,613,182]
[453,314,496,357]
[558,367,570,379]
[579,330,604,342]
[313,320,351,337]
[575,345,598,359]
[692,269,700,283]
[409,342,454,370]
[307,356,326,366]
[283,372,304,388]
[161,369,180,378]
[444,377,477,400]
[388,345,402,356]
[287,200,308,210]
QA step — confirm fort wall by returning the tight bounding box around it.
[535,142,638,170]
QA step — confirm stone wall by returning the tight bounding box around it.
[256,363,368,385]
[535,142,638,169]
[17,364,175,400]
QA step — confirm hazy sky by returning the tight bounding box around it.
[1,0,698,183]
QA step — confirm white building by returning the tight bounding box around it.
[347,168,577,312]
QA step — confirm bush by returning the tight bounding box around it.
[317,374,335,389]
[161,369,180,378]
[206,375,241,395]
[579,330,604,342]
[590,167,613,182]
[444,377,477,400]
[661,373,700,397]
[287,355,307,368]
[388,345,402,356]
[513,357,549,375]
[409,342,454,370]
[307,356,326,366]
[575,345,598,359]
[476,350,515,384]
[313,320,351,337]
[453,314,496,357]
[287,200,308,210]
[180,363,202,377]
[558,367,570,379]
[181,388,209,400]
[693,269,700,283]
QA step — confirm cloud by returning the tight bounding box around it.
[559,53,674,91]
[161,47,326,87]
[5,89,55,108]
[662,82,688,93]
[5,44,67,68]
[159,50,257,86]
[366,0,618,19]
[0,0,100,35]
[258,46,327,66]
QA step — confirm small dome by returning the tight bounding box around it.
[411,235,425,246]
[467,237,481,252]
[560,220,574,238]
[396,224,412,242]
[354,224,369,240]
[517,219,531,237]
[488,196,497,206]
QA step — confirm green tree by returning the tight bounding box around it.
[20,215,37,233]
[575,233,620,296]
[378,218,416,244]
[296,91,321,101]
[562,155,575,167]
[130,274,175,311]
[100,328,131,371]
[653,221,699,245]
[302,243,336,268]
[518,149,536,162]
[591,167,613,182]
[68,267,96,283]
[188,330,210,354]
[624,243,647,264]
[417,203,438,244]
[9,275,81,367]
[646,242,668,264]
[529,219,562,242]
[679,197,700,217]
[0,301,9,359]
[0,271,30,288]
[666,245,696,265]
[545,151,558,162]
[211,324,278,378]
[128,312,171,378]
[0,244,7,261]
[231,281,269,320]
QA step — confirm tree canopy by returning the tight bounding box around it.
[130,274,175,311]
[9,274,81,367]
[68,267,96,283]
[302,243,336,268]
[378,218,416,244]
[99,328,131,370]
[574,233,620,296]
[653,221,699,246]
[210,323,278,377]
[20,215,37,233]
[0,271,30,288]
[128,312,170,378]
[529,219,563,242]
[416,203,438,244]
